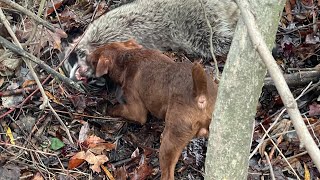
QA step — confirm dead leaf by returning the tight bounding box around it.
[89,143,116,154]
[32,172,44,180]
[46,0,63,16]
[0,77,4,88]
[0,49,21,76]
[85,151,108,173]
[22,80,36,88]
[0,165,21,180]
[5,126,15,145]
[79,122,89,143]
[129,155,153,180]
[131,147,140,158]
[114,166,128,180]
[44,91,62,105]
[68,151,86,169]
[15,18,65,53]
[68,94,87,113]
[83,135,105,147]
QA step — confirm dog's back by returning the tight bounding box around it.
[118,49,217,123]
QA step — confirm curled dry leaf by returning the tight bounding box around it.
[78,122,89,143]
[68,151,86,169]
[83,135,105,147]
[82,135,116,154]
[85,151,109,173]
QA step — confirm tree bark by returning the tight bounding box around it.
[205,0,286,179]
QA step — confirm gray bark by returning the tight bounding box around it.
[205,0,286,179]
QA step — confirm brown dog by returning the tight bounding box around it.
[77,39,218,180]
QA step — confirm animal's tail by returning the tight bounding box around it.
[192,62,208,109]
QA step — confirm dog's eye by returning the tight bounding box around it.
[76,49,86,58]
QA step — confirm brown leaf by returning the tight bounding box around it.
[46,0,63,16]
[129,158,153,180]
[44,91,62,105]
[15,18,66,53]
[32,172,44,180]
[68,151,86,169]
[22,80,36,88]
[114,166,128,180]
[85,151,108,173]
[83,135,105,147]
[68,94,87,113]
[89,143,116,154]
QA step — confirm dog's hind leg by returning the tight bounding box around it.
[159,105,199,180]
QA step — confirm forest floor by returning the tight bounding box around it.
[0,0,320,179]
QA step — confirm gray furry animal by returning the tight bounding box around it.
[65,0,239,79]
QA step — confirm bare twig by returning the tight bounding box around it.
[249,109,286,159]
[0,142,65,171]
[261,125,300,180]
[198,0,220,80]
[263,151,275,180]
[236,0,320,171]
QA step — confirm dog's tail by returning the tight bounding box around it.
[192,62,208,109]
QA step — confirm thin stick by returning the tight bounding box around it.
[264,151,275,180]
[236,0,320,171]
[0,36,84,93]
[261,125,300,180]
[198,0,220,80]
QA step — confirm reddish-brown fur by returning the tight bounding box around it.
[80,39,218,180]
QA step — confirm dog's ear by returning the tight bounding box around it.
[124,39,143,49]
[95,55,111,77]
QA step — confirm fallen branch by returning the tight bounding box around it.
[0,36,85,93]
[236,0,320,171]
[264,70,320,88]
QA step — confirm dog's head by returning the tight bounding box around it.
[74,39,143,82]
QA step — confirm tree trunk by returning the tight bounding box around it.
[205,0,286,179]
